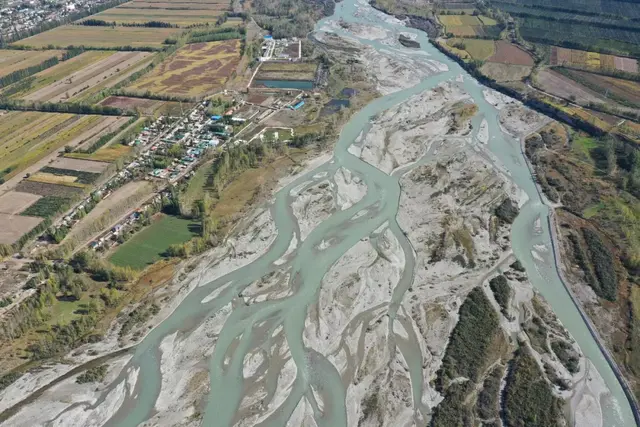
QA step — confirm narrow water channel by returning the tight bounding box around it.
[99,0,636,425]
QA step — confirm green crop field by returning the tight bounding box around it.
[109,215,199,270]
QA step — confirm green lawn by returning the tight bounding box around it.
[571,135,598,162]
[109,215,199,270]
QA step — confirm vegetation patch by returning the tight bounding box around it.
[581,227,617,301]
[504,347,564,427]
[39,167,101,184]
[476,364,504,420]
[447,38,495,60]
[489,274,511,316]
[436,287,500,388]
[495,198,519,224]
[76,364,108,384]
[550,340,579,373]
[20,196,72,219]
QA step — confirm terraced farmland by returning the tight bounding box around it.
[12,25,181,49]
[0,112,122,181]
[127,39,241,97]
[0,49,65,79]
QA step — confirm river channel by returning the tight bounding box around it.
[98,0,636,426]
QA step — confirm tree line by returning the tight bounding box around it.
[0,100,127,116]
[78,19,179,28]
[0,48,84,90]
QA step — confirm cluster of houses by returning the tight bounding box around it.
[260,36,302,61]
[0,0,113,42]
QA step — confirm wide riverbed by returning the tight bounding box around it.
[95,0,635,426]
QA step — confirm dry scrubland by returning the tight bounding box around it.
[12,25,180,49]
[0,112,119,180]
[0,49,65,78]
[127,39,241,97]
[19,51,154,102]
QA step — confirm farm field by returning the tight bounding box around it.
[0,49,65,78]
[0,112,120,181]
[117,1,230,9]
[438,13,500,37]
[516,17,640,57]
[534,69,605,105]
[99,96,185,116]
[1,50,113,99]
[557,68,640,107]
[72,116,134,152]
[12,25,181,49]
[550,46,638,73]
[480,62,532,82]
[0,213,43,244]
[15,180,84,198]
[255,61,318,81]
[83,7,225,26]
[0,191,41,215]
[446,38,495,60]
[48,157,111,173]
[24,52,154,102]
[488,41,534,65]
[66,143,133,162]
[109,214,199,270]
[127,39,241,97]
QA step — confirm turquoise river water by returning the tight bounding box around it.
[99,0,636,425]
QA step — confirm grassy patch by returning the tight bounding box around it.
[448,38,495,60]
[66,144,132,162]
[571,135,598,161]
[109,214,199,270]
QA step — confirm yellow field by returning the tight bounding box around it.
[2,51,114,99]
[12,25,181,49]
[0,49,65,78]
[128,39,241,97]
[27,172,86,187]
[85,7,224,26]
[447,38,495,60]
[0,112,116,179]
[66,144,133,162]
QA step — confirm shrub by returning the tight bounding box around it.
[76,365,108,384]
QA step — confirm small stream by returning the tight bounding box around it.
[83,0,636,426]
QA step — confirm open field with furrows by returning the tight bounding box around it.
[1,50,113,99]
[0,112,119,181]
[0,213,43,244]
[0,49,65,78]
[255,61,318,81]
[534,69,605,105]
[21,52,154,102]
[12,25,181,49]
[99,96,185,116]
[0,191,41,215]
[117,0,230,9]
[558,68,640,107]
[550,46,638,73]
[48,157,111,173]
[488,40,534,65]
[83,7,225,26]
[127,39,241,97]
